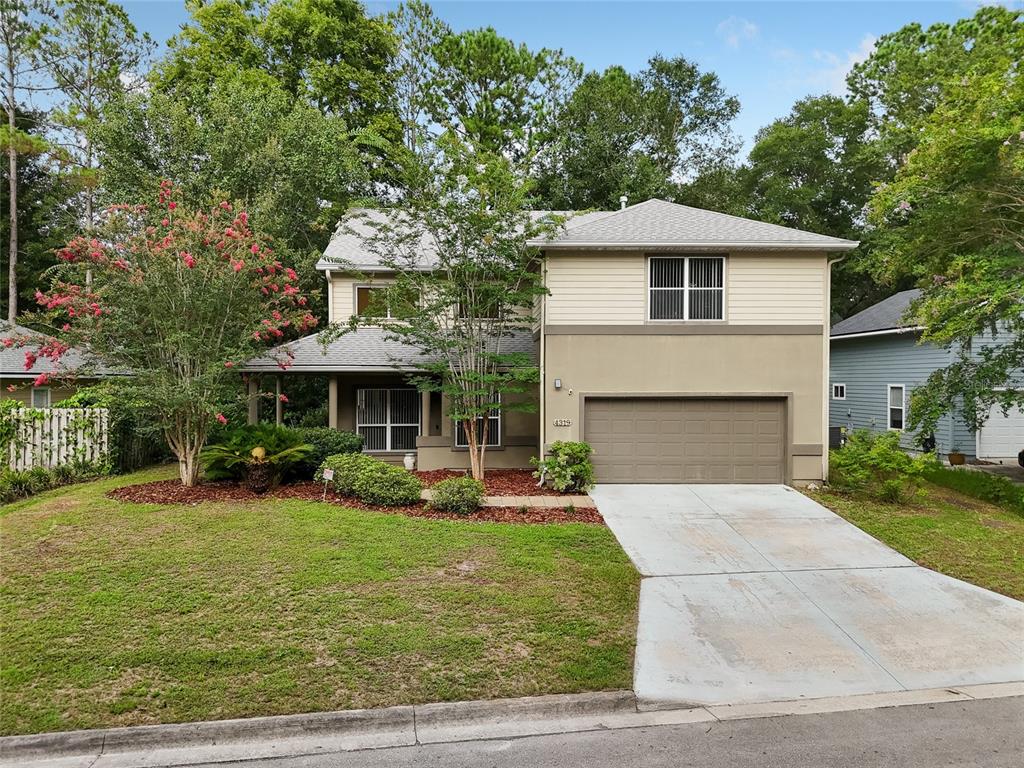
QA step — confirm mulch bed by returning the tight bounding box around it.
[107,480,602,525]
[415,469,568,496]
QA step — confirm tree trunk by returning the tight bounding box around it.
[6,49,17,324]
[177,448,200,487]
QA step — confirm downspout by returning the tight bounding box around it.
[823,254,846,482]
[538,254,547,461]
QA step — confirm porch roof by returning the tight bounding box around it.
[241,327,537,373]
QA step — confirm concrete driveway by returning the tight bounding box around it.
[591,484,1024,708]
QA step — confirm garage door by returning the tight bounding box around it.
[584,398,786,483]
[977,403,1024,460]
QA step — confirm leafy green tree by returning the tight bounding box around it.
[534,55,739,210]
[40,0,153,226]
[333,137,560,480]
[1,0,54,322]
[848,5,1021,161]
[91,71,367,319]
[427,26,579,163]
[867,15,1024,436]
[0,108,74,312]
[387,0,447,153]
[13,182,318,485]
[740,95,891,318]
[158,0,396,137]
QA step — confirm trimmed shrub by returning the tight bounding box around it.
[0,459,113,505]
[295,428,364,478]
[828,430,937,503]
[316,452,377,495]
[429,476,485,515]
[532,441,595,492]
[351,460,423,506]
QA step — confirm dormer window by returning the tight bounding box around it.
[648,256,724,321]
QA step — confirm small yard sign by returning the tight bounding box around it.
[321,467,334,500]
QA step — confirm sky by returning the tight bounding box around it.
[120,1,1009,157]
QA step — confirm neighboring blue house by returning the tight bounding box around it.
[829,289,1022,463]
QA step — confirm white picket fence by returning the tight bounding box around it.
[6,408,110,471]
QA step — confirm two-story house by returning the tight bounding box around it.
[244,199,858,484]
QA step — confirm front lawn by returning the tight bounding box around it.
[807,481,1024,601]
[0,467,639,736]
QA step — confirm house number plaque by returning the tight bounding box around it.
[552,418,572,427]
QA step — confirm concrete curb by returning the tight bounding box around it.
[3,683,1023,767]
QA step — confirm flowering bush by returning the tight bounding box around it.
[7,181,317,486]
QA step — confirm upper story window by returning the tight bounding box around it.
[649,256,724,321]
[356,285,416,319]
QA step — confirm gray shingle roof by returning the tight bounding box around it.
[242,327,537,373]
[831,289,923,338]
[0,323,124,378]
[316,209,612,272]
[527,198,859,251]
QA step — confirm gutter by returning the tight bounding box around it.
[525,241,860,251]
[831,326,924,341]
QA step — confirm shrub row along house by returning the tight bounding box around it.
[829,289,1023,463]
[244,199,857,484]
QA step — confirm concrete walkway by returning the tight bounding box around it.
[590,484,1024,708]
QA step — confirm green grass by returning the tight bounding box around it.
[807,481,1024,601]
[921,465,1024,515]
[0,467,639,736]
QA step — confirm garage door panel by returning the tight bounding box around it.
[585,398,785,483]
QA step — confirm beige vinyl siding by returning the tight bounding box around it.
[727,254,826,325]
[329,275,357,323]
[545,252,646,325]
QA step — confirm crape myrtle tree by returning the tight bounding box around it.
[868,23,1024,439]
[332,136,563,480]
[6,182,317,485]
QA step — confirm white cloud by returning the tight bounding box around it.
[716,16,759,49]
[807,35,877,95]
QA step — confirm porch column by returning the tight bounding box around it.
[275,376,283,426]
[420,389,430,437]
[247,377,259,424]
[328,375,339,429]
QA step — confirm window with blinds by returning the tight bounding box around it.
[648,256,725,321]
[355,388,421,451]
[454,395,501,447]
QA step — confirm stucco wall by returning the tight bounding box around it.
[543,332,826,482]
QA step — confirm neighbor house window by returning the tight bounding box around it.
[356,388,420,451]
[31,387,50,408]
[649,256,724,320]
[356,285,416,319]
[454,394,501,447]
[832,384,846,400]
[888,385,905,430]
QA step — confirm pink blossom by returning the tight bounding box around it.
[232,259,244,272]
[6,385,15,392]
[216,413,228,425]
[24,351,37,370]
[238,211,248,225]
[250,243,260,254]
[224,361,234,368]
[161,218,170,227]
[168,201,177,210]
[182,252,196,269]
[2,337,14,348]
[278,394,288,403]
[285,268,298,281]
[33,373,49,387]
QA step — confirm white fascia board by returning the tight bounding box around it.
[528,240,859,251]
[830,326,924,341]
